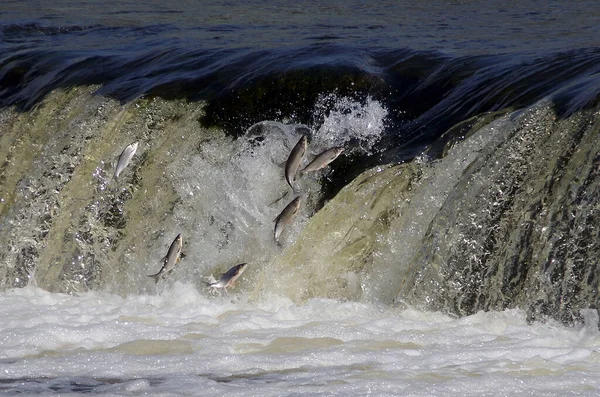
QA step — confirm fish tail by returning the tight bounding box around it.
[147,274,161,284]
[107,172,117,186]
[286,178,294,190]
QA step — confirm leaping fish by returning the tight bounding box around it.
[284,135,307,191]
[147,233,183,283]
[274,196,301,243]
[204,263,248,290]
[300,147,344,175]
[110,141,138,183]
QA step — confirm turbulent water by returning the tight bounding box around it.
[1,286,599,396]
[1,1,600,395]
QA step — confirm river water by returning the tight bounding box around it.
[1,1,600,395]
[1,285,599,396]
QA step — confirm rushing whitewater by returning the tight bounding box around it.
[1,285,599,396]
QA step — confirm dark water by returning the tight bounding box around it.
[2,1,599,149]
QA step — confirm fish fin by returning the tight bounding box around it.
[294,165,305,181]
[176,257,181,263]
[158,255,167,264]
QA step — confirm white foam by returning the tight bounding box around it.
[1,286,599,396]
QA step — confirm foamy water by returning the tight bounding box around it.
[1,285,598,396]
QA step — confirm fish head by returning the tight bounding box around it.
[299,135,308,152]
[234,263,248,276]
[333,147,345,157]
[225,263,248,287]
[175,233,183,250]
[221,263,248,280]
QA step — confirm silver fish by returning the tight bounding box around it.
[111,141,138,182]
[284,135,307,190]
[301,147,344,175]
[204,263,248,289]
[274,196,301,243]
[148,233,183,283]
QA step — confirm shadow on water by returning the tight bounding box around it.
[0,376,161,394]
[0,364,366,393]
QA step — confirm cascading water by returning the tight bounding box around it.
[399,101,600,324]
[0,88,388,299]
[244,99,600,326]
[1,84,598,326]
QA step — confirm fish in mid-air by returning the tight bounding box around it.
[284,135,307,190]
[147,233,183,283]
[274,196,301,243]
[301,147,344,175]
[204,263,248,290]
[110,141,138,183]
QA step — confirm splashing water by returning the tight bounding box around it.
[312,94,388,154]
[147,96,388,294]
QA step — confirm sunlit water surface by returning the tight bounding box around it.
[1,285,599,396]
